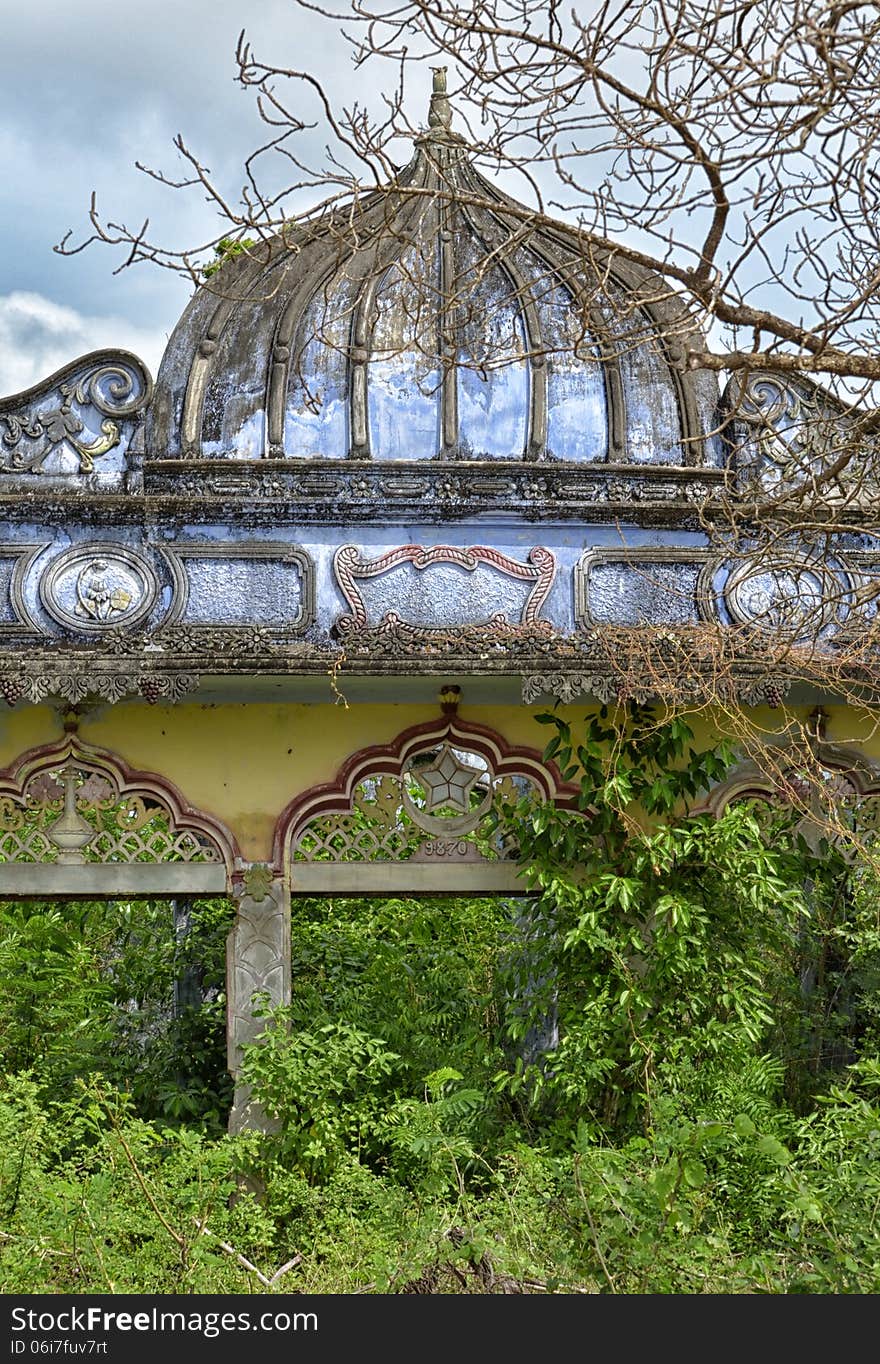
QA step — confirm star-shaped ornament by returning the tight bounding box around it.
[416,745,485,814]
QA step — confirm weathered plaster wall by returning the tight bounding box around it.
[3,697,880,863]
[77,700,563,860]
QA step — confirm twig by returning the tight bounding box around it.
[573,1154,618,1293]
[195,1222,302,1287]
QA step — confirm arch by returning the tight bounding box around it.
[0,734,239,896]
[695,741,880,818]
[274,715,582,895]
[694,740,880,857]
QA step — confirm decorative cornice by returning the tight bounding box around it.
[133,460,727,524]
[519,672,796,707]
[0,620,871,709]
[332,618,561,659]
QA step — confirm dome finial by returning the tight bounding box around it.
[427,66,453,133]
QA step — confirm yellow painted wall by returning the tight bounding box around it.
[2,696,880,861]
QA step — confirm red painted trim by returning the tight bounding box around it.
[0,735,240,872]
[333,543,557,632]
[273,714,581,865]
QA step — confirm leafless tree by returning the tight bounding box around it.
[58,3,880,379]
[55,0,880,746]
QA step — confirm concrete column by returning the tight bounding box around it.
[226,862,290,1134]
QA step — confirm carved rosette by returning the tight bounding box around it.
[39,544,159,632]
[703,549,855,640]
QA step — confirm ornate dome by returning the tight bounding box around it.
[147,71,719,468]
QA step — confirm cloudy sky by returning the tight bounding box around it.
[0,0,385,395]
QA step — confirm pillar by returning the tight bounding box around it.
[226,861,290,1134]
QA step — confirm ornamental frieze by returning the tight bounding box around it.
[0,526,876,656]
[139,461,724,523]
[7,539,177,640]
[576,544,876,642]
[0,537,316,644]
[333,543,557,636]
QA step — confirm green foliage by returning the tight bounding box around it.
[494,703,852,1140]
[237,895,513,1193]
[0,901,116,1086]
[0,896,234,1128]
[284,894,510,1089]
[381,1067,489,1197]
[202,237,257,279]
[0,1075,259,1294]
[4,704,880,1291]
[240,1016,402,1180]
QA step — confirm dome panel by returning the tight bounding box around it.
[547,349,608,462]
[532,272,607,462]
[511,248,608,462]
[592,283,682,463]
[199,285,276,456]
[285,279,356,458]
[617,338,682,464]
[146,72,719,475]
[368,242,441,460]
[457,341,529,459]
[454,230,529,459]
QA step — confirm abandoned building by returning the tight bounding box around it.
[0,71,875,1129]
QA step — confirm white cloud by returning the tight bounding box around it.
[0,2,349,346]
[0,292,168,397]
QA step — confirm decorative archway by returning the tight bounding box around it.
[0,731,267,1127]
[274,713,582,896]
[695,739,880,853]
[0,733,237,895]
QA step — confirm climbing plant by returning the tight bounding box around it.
[492,703,871,1136]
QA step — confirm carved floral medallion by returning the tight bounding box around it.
[39,544,159,632]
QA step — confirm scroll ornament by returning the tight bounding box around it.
[0,353,151,475]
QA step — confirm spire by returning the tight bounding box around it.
[427,66,453,134]
[413,65,467,157]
